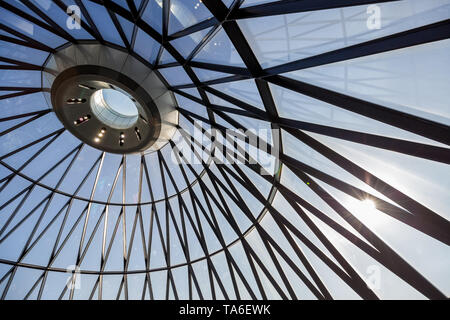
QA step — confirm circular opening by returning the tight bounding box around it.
[90,89,139,129]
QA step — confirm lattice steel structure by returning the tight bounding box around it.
[0,0,449,300]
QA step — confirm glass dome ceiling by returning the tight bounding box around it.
[0,0,449,300]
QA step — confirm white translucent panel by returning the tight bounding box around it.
[309,133,450,220]
[158,66,192,86]
[215,108,275,154]
[314,180,450,297]
[260,197,345,298]
[238,0,450,68]
[133,28,160,64]
[280,129,426,213]
[206,92,247,111]
[269,82,448,147]
[193,27,246,67]
[210,78,265,110]
[266,197,361,299]
[80,0,124,46]
[192,67,231,82]
[72,274,100,300]
[284,40,450,126]
[278,132,450,296]
[170,27,212,58]
[168,0,213,35]
[305,209,427,299]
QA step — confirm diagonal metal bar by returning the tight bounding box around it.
[267,75,450,145]
[264,19,450,76]
[232,0,399,19]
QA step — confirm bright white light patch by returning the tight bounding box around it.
[360,199,376,211]
[90,89,139,129]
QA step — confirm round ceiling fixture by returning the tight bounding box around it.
[90,88,139,129]
[43,44,179,154]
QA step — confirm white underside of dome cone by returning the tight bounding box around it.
[42,43,179,153]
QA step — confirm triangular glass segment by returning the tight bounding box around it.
[168,0,213,35]
[116,13,135,44]
[3,0,50,26]
[193,27,246,67]
[179,87,202,100]
[133,28,160,64]
[237,1,450,68]
[158,48,177,65]
[28,0,94,40]
[175,94,209,119]
[170,27,213,58]
[141,0,163,35]
[81,0,124,46]
[0,29,23,41]
[283,40,450,127]
[134,0,143,11]
[0,5,66,49]
[210,78,265,110]
[192,67,231,82]
[158,66,193,87]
